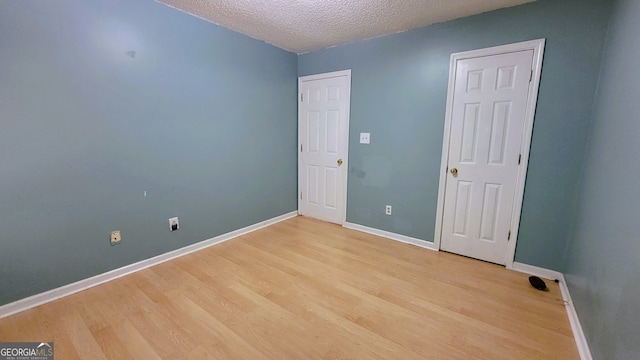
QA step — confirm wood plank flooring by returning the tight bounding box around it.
[0,216,578,359]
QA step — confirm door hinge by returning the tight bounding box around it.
[300,93,303,102]
[300,144,303,152]
[300,192,303,200]
[529,70,533,82]
[508,230,511,241]
[518,154,522,165]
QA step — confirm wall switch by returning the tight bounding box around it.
[385,205,392,215]
[360,132,371,144]
[110,231,121,245]
[169,217,179,231]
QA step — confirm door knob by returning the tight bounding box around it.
[450,168,458,176]
[337,159,343,166]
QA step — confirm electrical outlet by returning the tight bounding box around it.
[110,231,121,245]
[360,132,371,144]
[385,205,392,215]
[169,217,179,231]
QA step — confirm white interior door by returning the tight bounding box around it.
[298,70,351,225]
[440,50,534,265]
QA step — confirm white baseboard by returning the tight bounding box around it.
[510,262,592,360]
[510,261,563,281]
[558,276,593,360]
[343,222,437,251]
[0,211,298,320]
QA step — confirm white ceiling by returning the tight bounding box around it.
[156,0,536,54]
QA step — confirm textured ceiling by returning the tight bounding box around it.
[156,0,536,54]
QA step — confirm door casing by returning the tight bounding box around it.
[298,70,351,225]
[434,39,545,269]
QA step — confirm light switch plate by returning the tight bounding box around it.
[360,132,370,144]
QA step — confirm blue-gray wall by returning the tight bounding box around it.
[0,0,298,305]
[298,0,611,271]
[564,0,640,358]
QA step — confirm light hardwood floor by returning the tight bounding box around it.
[0,216,578,359]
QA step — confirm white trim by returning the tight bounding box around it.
[511,261,562,281]
[298,69,351,225]
[511,262,592,360]
[343,222,438,251]
[0,211,298,320]
[559,278,593,360]
[299,69,351,82]
[434,39,546,269]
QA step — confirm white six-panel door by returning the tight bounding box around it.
[298,71,351,224]
[440,50,534,265]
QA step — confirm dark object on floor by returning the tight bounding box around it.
[529,276,547,291]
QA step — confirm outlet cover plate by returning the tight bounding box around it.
[169,217,179,231]
[360,132,370,144]
[111,231,121,245]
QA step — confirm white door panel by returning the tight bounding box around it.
[441,50,533,265]
[299,71,350,224]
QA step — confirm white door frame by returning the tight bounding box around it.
[298,69,351,225]
[434,39,545,269]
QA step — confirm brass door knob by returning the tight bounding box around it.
[337,159,343,166]
[450,168,458,176]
